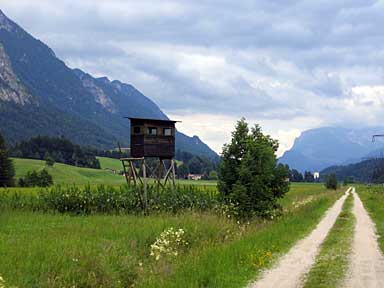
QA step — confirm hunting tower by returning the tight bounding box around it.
[119,117,179,213]
[129,117,177,159]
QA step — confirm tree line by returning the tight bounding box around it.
[289,169,319,183]
[1,133,220,186]
[175,150,218,179]
[11,136,101,169]
[0,133,15,187]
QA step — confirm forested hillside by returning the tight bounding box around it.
[321,158,384,183]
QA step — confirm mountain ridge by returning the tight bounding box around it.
[0,10,219,160]
[279,126,384,172]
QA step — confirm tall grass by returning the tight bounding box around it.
[0,184,219,215]
[0,187,343,288]
[0,211,239,288]
[138,190,343,288]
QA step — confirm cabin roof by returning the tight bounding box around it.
[124,117,180,124]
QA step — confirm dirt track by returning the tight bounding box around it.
[343,188,384,288]
[249,188,350,288]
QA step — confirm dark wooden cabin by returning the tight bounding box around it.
[127,117,177,159]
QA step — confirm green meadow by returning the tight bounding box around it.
[13,158,125,185]
[12,157,217,187]
[0,182,343,288]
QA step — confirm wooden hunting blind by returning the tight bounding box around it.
[119,117,180,214]
[128,117,177,159]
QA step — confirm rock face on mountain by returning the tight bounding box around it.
[279,127,384,172]
[0,10,218,160]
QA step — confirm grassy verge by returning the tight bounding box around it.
[356,185,384,252]
[303,191,354,288]
[138,190,343,288]
[279,183,342,211]
[0,212,240,288]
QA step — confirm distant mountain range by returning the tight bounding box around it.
[279,126,384,172]
[0,10,218,160]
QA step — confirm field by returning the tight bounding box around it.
[13,158,125,185]
[7,158,380,287]
[0,183,343,288]
[12,158,216,187]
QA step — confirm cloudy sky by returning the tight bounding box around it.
[3,0,384,156]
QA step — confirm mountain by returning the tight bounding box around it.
[0,10,218,160]
[279,126,384,172]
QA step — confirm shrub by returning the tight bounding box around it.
[18,169,53,187]
[218,118,290,219]
[325,173,338,190]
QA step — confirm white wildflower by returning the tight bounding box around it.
[150,227,188,261]
[0,276,5,288]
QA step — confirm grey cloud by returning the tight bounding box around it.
[3,0,384,127]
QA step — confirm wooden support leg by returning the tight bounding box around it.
[121,160,130,186]
[171,159,176,190]
[143,159,148,215]
[129,161,137,186]
[157,159,163,192]
[163,162,173,186]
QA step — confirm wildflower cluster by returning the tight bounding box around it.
[0,276,5,288]
[291,196,314,210]
[250,250,274,268]
[150,228,188,261]
[215,200,239,219]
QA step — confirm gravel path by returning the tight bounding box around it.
[249,188,350,288]
[343,188,384,288]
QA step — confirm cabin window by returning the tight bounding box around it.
[133,126,141,134]
[163,128,172,136]
[147,127,157,135]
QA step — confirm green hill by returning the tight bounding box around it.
[13,158,125,185]
[97,157,123,171]
[12,157,217,186]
